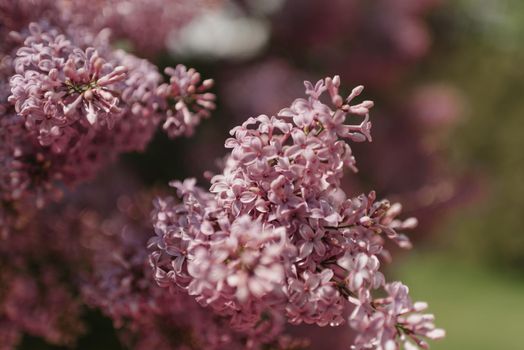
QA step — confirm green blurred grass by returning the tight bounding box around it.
[395,251,524,350]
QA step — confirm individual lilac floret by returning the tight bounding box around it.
[157,65,216,138]
[150,76,444,349]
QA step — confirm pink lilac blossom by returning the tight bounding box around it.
[9,23,127,146]
[157,65,216,138]
[0,59,55,220]
[150,76,444,349]
[350,282,445,350]
[1,22,215,221]
[150,183,290,342]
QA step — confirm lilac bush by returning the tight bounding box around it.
[1,1,446,349]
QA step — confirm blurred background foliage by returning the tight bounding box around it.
[14,0,524,348]
[427,0,524,269]
[395,1,524,349]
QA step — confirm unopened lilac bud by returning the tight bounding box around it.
[402,217,419,229]
[347,85,364,102]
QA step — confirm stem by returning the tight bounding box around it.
[323,223,356,230]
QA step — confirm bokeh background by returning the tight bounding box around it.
[13,0,524,348]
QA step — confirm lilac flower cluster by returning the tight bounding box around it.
[158,65,216,138]
[351,282,445,350]
[150,77,444,349]
[0,21,215,221]
[9,23,128,145]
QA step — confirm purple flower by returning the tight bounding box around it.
[350,282,445,350]
[157,64,216,138]
[1,22,214,213]
[150,75,444,349]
